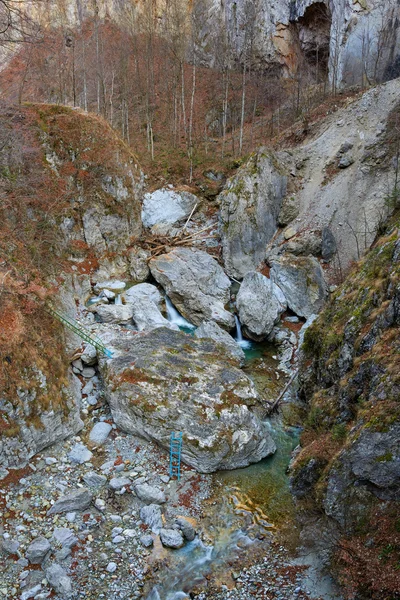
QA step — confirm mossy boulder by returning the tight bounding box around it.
[99,327,276,473]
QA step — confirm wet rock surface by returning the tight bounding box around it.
[149,248,234,329]
[194,320,245,365]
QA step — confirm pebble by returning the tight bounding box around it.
[106,562,117,573]
[68,443,93,465]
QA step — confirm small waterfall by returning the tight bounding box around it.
[165,296,195,330]
[115,295,122,305]
[234,315,253,349]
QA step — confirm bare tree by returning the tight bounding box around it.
[0,0,42,47]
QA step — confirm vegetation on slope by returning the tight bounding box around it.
[0,103,142,431]
[292,212,400,599]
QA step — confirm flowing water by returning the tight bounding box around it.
[146,421,300,600]
[150,297,302,599]
[233,314,253,350]
[165,296,196,333]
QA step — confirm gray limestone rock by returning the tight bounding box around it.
[0,373,83,470]
[48,489,93,515]
[94,280,126,294]
[124,283,163,307]
[142,188,198,229]
[95,303,133,324]
[160,528,184,549]
[324,423,400,528]
[219,150,287,279]
[1,538,20,554]
[270,255,327,318]
[89,422,112,445]
[236,272,287,341]
[194,320,245,365]
[80,344,97,366]
[52,528,78,548]
[128,246,151,283]
[134,484,166,505]
[98,327,276,473]
[109,477,131,491]
[68,443,93,464]
[131,297,179,333]
[139,504,163,533]
[140,534,154,548]
[25,537,51,564]
[150,248,234,329]
[46,563,72,597]
[175,517,196,542]
[321,228,337,260]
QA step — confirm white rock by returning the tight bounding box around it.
[94,498,106,512]
[89,422,112,445]
[68,443,93,465]
[106,562,117,573]
[142,188,198,228]
[94,280,126,294]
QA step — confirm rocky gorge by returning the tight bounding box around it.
[1,71,400,600]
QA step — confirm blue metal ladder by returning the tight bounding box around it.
[169,432,183,480]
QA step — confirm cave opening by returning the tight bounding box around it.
[291,2,332,82]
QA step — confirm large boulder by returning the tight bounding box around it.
[94,303,133,324]
[131,298,178,332]
[270,255,327,318]
[124,283,163,308]
[236,271,287,341]
[99,327,275,473]
[149,248,234,329]
[194,321,245,365]
[142,187,198,229]
[219,150,287,279]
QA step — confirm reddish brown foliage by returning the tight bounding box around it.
[334,504,400,599]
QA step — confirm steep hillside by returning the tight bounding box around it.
[0,103,143,468]
[292,213,400,598]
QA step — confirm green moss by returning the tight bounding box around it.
[375,452,393,462]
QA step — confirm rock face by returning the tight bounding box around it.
[0,373,83,470]
[324,424,400,527]
[99,327,275,473]
[0,104,144,469]
[150,248,234,329]
[236,272,287,341]
[25,1,400,87]
[219,150,287,279]
[294,221,400,530]
[194,321,245,365]
[142,187,198,229]
[270,255,327,318]
[270,79,400,273]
